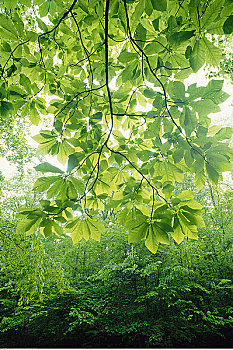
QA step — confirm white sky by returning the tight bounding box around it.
[0,68,233,179]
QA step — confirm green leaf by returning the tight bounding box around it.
[33,176,59,192]
[37,18,48,32]
[202,37,222,67]
[4,0,18,8]
[184,200,203,210]
[67,152,85,172]
[16,218,41,235]
[182,211,205,228]
[152,222,170,245]
[195,170,206,191]
[200,0,224,29]
[215,127,233,141]
[65,219,82,244]
[0,101,13,117]
[150,0,167,11]
[172,218,185,244]
[69,176,85,195]
[127,215,149,243]
[35,162,64,174]
[158,161,184,183]
[118,51,138,63]
[177,212,198,239]
[144,37,167,54]
[134,23,146,49]
[94,179,112,196]
[168,30,195,46]
[176,190,195,201]
[30,101,40,125]
[0,14,18,38]
[57,141,74,165]
[66,217,105,244]
[223,15,233,34]
[40,219,53,238]
[180,108,197,136]
[192,99,220,116]
[145,226,159,254]
[205,163,219,185]
[20,73,31,94]
[190,40,205,72]
[87,217,105,241]
[168,81,185,101]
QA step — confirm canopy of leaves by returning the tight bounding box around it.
[0,0,233,252]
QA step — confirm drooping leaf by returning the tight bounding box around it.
[145,226,159,254]
[127,215,149,243]
[66,217,105,244]
[35,162,64,174]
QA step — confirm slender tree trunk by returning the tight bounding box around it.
[133,274,138,298]
[83,247,86,277]
[144,276,149,317]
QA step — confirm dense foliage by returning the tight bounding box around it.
[0,0,233,251]
[0,177,233,347]
[0,0,233,347]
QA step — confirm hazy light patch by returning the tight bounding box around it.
[185,68,233,129]
[209,79,233,129]
[136,104,151,113]
[184,67,209,87]
[0,158,17,179]
[109,76,118,90]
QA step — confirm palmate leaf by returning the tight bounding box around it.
[39,218,63,238]
[144,37,167,54]
[176,190,195,201]
[16,217,41,235]
[85,196,105,211]
[65,217,105,244]
[151,222,171,245]
[156,161,184,183]
[181,210,205,228]
[67,152,85,172]
[126,212,172,253]
[127,215,149,243]
[57,141,74,165]
[214,127,233,141]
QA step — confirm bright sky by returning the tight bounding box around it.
[0,68,233,179]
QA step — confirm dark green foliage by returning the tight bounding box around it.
[1,182,233,347]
